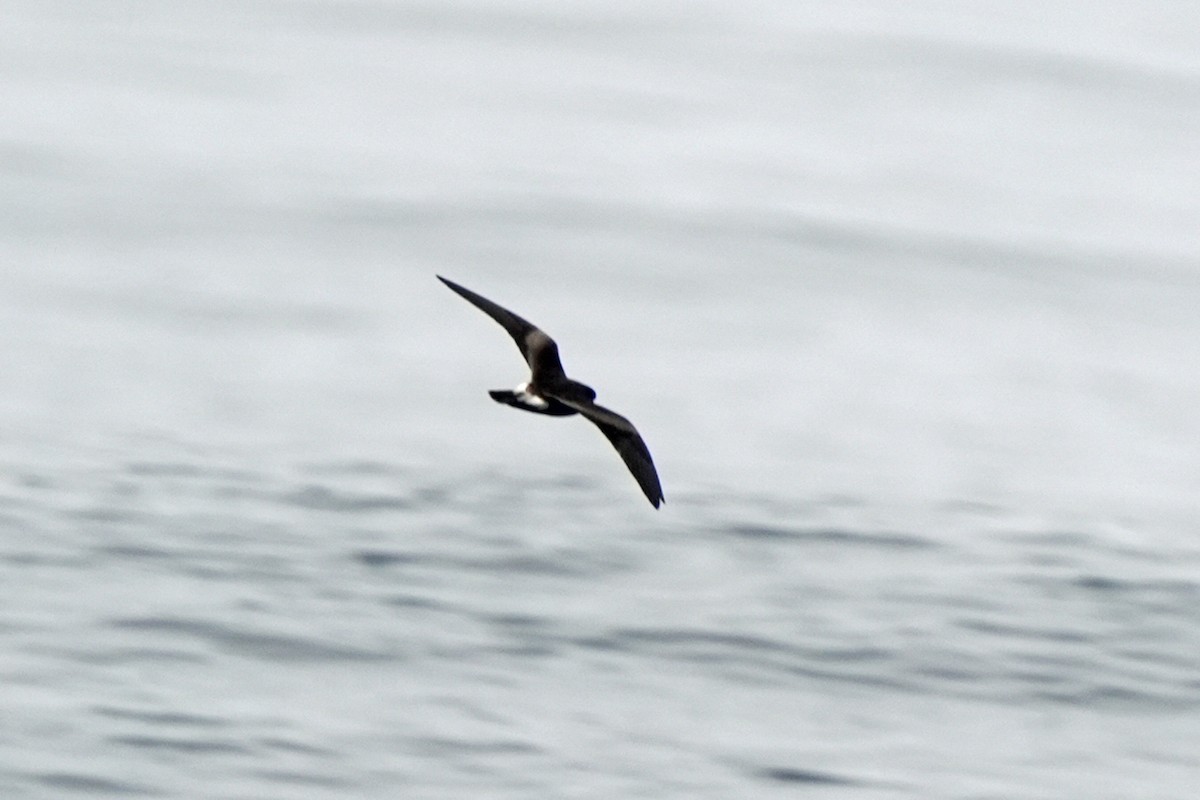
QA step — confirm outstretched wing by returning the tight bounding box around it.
[438,276,565,381]
[552,397,664,508]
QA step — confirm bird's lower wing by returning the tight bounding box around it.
[554,398,664,508]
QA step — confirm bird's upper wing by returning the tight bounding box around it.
[552,397,664,508]
[438,276,565,381]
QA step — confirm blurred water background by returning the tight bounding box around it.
[3,1,1199,797]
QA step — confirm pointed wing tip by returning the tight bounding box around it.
[437,274,468,293]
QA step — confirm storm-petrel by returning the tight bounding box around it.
[438,275,664,508]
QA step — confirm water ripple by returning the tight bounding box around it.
[110,734,250,755]
[106,617,393,663]
[754,766,857,786]
[35,772,153,796]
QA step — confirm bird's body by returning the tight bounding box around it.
[438,275,664,508]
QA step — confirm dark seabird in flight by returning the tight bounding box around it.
[438,275,664,508]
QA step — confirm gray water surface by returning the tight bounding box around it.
[3,1,1199,798]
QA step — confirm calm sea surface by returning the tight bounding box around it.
[3,1,1199,797]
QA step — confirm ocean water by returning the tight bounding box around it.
[3,1,1199,797]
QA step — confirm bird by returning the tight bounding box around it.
[438,275,664,508]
